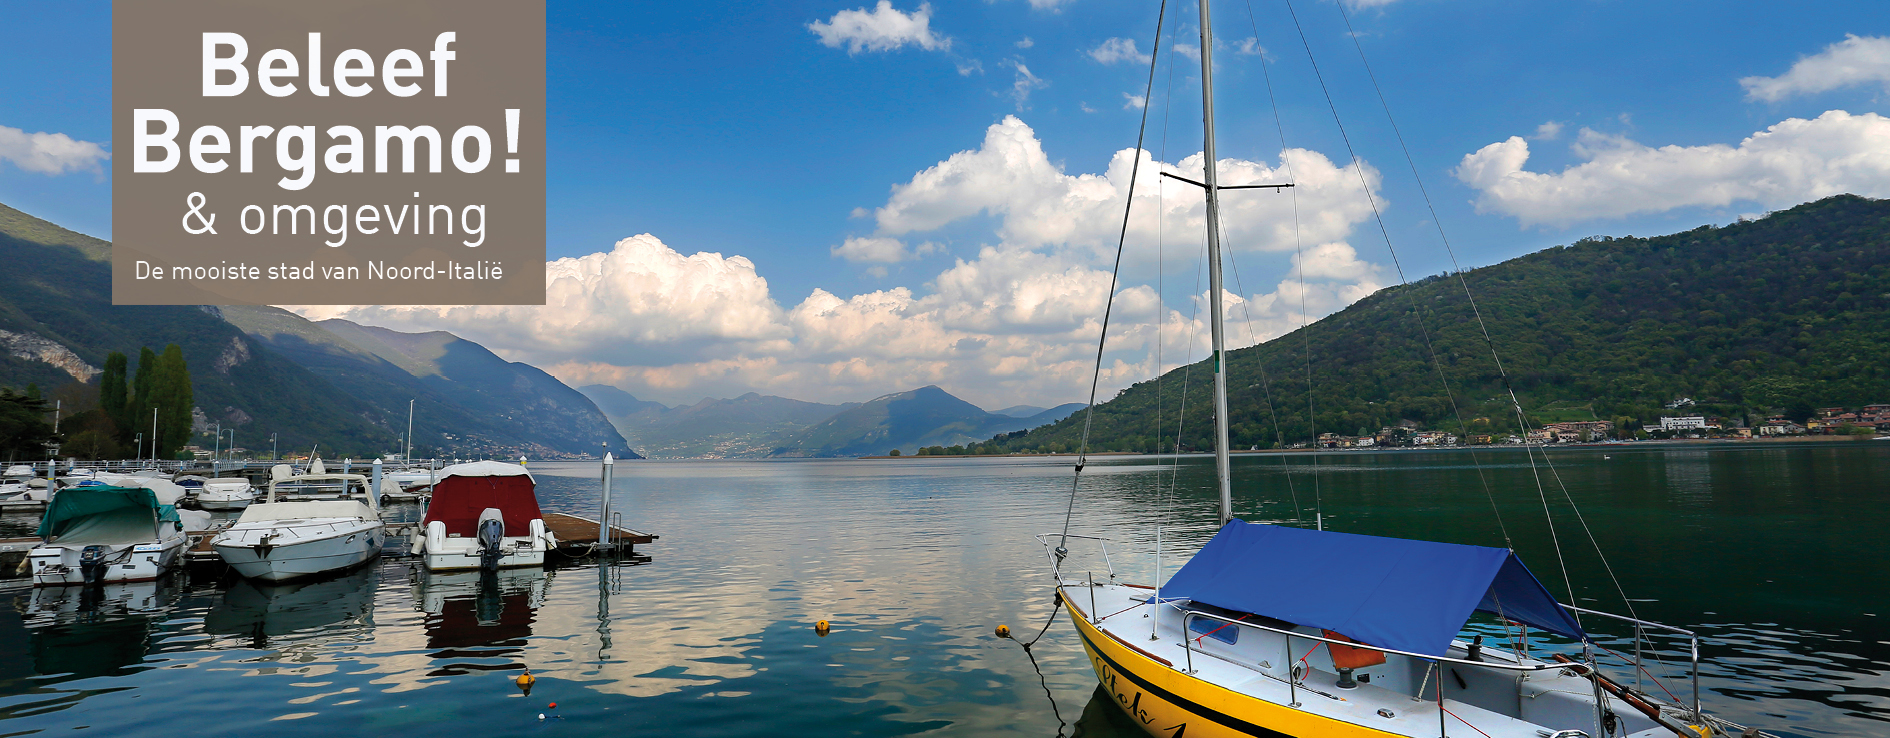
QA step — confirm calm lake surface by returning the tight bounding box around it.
[0,442,1884,737]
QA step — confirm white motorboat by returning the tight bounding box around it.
[27,485,189,586]
[196,478,256,510]
[412,460,555,572]
[212,473,385,582]
[94,472,187,506]
[0,465,47,506]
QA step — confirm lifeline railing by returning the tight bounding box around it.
[1562,603,1702,723]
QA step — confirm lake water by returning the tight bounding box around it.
[0,442,1883,737]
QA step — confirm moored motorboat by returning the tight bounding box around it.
[211,473,385,582]
[27,485,188,586]
[197,478,257,510]
[412,460,554,571]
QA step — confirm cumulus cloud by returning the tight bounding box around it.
[871,115,1380,259]
[297,118,1391,410]
[1015,37,1034,49]
[1741,35,1890,102]
[0,125,110,175]
[1530,121,1563,141]
[808,1,950,55]
[1456,110,1890,227]
[830,236,939,263]
[1123,93,1146,110]
[1089,38,1150,65]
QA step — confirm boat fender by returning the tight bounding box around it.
[995,624,1011,639]
[815,620,831,636]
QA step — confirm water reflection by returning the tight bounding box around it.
[203,567,377,648]
[416,566,549,674]
[22,579,175,681]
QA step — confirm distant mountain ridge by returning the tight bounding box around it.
[0,201,631,459]
[577,384,1081,458]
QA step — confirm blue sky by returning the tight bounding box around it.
[3,0,1887,407]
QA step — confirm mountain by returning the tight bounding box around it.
[582,389,853,458]
[991,404,1047,418]
[975,195,1890,454]
[774,386,1079,457]
[224,307,637,458]
[0,201,631,459]
[579,384,668,418]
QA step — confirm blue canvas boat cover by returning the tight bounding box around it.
[1158,520,1586,658]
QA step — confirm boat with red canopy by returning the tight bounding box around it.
[414,460,555,571]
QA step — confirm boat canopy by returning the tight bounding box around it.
[36,486,177,544]
[1158,520,1587,658]
[435,460,533,479]
[423,463,541,537]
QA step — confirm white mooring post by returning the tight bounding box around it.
[599,453,615,549]
[371,458,383,508]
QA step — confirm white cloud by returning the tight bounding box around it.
[808,1,950,55]
[295,118,1390,411]
[871,116,1381,259]
[1346,0,1400,8]
[1003,60,1048,110]
[1234,38,1265,57]
[955,59,984,76]
[1089,38,1150,65]
[1123,92,1146,110]
[1456,110,1890,227]
[1173,43,1200,61]
[0,125,109,175]
[1080,102,1099,114]
[1741,35,1890,102]
[831,236,939,263]
[1015,37,1034,49]
[1530,121,1563,141]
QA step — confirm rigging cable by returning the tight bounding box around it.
[1058,0,1170,551]
[1325,0,1522,548]
[1327,1,1636,622]
[1277,0,1505,545]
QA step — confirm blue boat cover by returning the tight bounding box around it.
[1159,520,1586,657]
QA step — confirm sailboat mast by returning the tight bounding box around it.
[1197,0,1233,525]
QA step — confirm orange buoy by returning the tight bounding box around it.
[995,624,1012,639]
[815,619,831,636]
[515,669,536,695]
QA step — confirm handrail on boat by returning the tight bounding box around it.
[1560,603,1701,722]
[1034,533,1116,580]
[1175,608,1581,676]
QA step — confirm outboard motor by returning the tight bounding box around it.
[78,545,109,585]
[476,508,505,571]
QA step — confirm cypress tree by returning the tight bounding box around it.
[129,346,158,447]
[153,344,194,459]
[101,351,129,438]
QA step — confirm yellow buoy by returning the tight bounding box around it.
[815,619,831,636]
[995,624,1011,639]
[515,669,536,695]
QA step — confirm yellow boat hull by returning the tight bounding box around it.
[1067,592,1399,738]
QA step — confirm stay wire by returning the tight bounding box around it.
[1237,0,1309,524]
[1221,219,1302,522]
[1279,0,1474,536]
[1060,0,1169,548]
[1327,0,1515,548]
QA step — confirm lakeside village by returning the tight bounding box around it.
[904,401,1890,456]
[1302,401,1890,449]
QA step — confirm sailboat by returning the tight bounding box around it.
[1045,4,1769,737]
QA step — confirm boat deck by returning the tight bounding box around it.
[14,510,659,576]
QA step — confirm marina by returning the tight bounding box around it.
[0,450,1879,738]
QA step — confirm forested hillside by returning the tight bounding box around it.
[984,195,1890,454]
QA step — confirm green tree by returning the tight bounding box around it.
[100,351,129,438]
[152,344,194,458]
[128,346,158,443]
[0,388,56,460]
